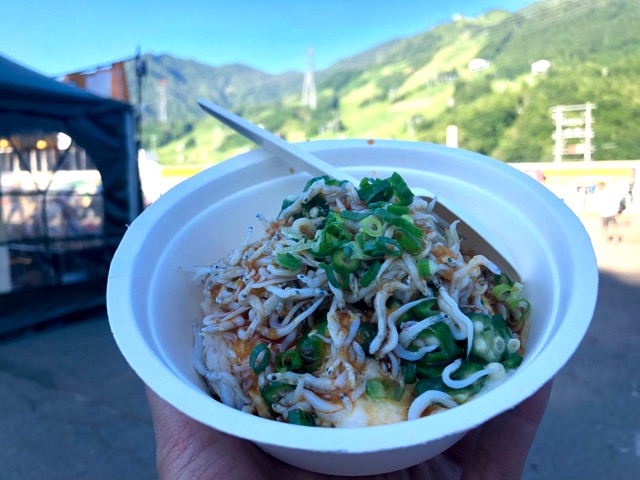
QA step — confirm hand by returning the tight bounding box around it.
[146,381,553,480]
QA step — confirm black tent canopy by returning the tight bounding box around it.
[0,54,140,244]
[0,54,141,333]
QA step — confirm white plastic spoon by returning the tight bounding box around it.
[197,98,519,279]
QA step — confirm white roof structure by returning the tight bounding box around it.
[468,58,490,73]
[531,59,551,75]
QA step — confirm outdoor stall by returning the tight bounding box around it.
[0,54,141,334]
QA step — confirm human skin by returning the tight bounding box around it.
[145,380,553,480]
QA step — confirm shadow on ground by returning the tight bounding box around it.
[524,270,640,479]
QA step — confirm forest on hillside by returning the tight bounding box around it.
[134,0,640,164]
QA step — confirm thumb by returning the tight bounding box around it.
[461,380,553,480]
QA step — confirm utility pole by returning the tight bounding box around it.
[446,125,459,148]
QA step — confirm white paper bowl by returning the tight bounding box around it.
[107,139,598,476]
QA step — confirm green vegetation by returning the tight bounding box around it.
[135,0,640,165]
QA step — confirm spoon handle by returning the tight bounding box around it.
[198,99,359,184]
[198,99,519,280]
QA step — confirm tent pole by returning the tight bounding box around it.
[0,155,12,293]
[134,47,147,150]
[125,112,141,222]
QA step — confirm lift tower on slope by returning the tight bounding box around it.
[158,79,168,124]
[301,48,317,110]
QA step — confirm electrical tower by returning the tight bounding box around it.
[550,103,596,162]
[158,78,168,124]
[301,48,317,110]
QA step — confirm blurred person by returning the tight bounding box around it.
[146,381,553,480]
[5,178,26,230]
[592,181,623,243]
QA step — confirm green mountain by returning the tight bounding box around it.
[126,55,302,119]
[137,0,640,165]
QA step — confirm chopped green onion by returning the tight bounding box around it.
[506,282,525,308]
[276,252,302,271]
[505,282,531,321]
[360,261,382,287]
[298,340,322,372]
[357,178,393,205]
[302,175,345,191]
[372,208,423,238]
[274,350,303,372]
[301,195,329,219]
[249,343,271,373]
[332,248,361,273]
[393,227,422,255]
[388,172,414,206]
[362,236,402,257]
[507,299,531,327]
[417,258,439,277]
[311,212,352,257]
[279,227,305,240]
[494,273,514,287]
[360,216,384,237]
[279,239,319,254]
[296,325,327,373]
[320,262,350,289]
[342,240,366,260]
[366,200,390,210]
[387,204,409,216]
[340,210,371,221]
[491,283,512,301]
[287,409,316,426]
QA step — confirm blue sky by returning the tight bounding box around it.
[2,0,534,76]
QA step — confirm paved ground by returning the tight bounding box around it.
[523,211,640,479]
[0,314,156,480]
[0,211,638,479]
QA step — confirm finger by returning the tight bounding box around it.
[145,387,333,480]
[442,427,482,467]
[146,386,256,479]
[461,380,553,480]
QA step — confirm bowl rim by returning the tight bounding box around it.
[107,139,598,453]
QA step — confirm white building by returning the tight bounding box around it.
[531,59,551,75]
[468,58,490,73]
